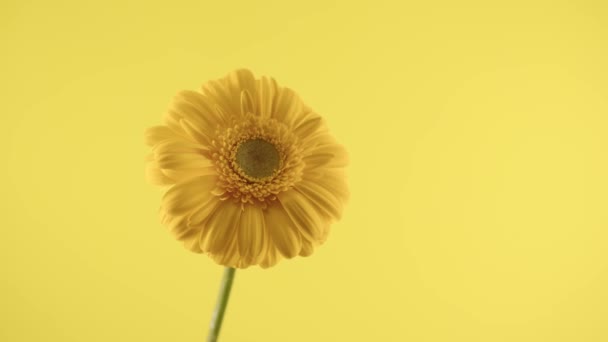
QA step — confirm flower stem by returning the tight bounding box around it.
[207,267,236,342]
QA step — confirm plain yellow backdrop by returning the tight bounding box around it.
[2,0,608,341]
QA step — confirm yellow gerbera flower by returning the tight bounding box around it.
[145,69,348,268]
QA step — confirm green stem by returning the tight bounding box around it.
[207,267,236,342]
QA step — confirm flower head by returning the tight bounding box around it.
[145,69,348,268]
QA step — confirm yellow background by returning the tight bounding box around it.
[2,1,608,341]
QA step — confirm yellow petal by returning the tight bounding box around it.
[167,91,226,144]
[161,168,215,183]
[277,189,324,241]
[145,126,178,147]
[315,171,349,202]
[153,140,215,182]
[226,69,257,101]
[299,238,315,257]
[183,229,204,253]
[201,79,241,121]
[200,201,242,255]
[320,223,331,244]
[295,179,344,221]
[260,246,280,269]
[161,175,217,216]
[237,205,268,264]
[240,89,256,116]
[160,207,202,245]
[256,76,277,119]
[263,202,302,258]
[188,195,221,227]
[293,116,323,139]
[162,213,194,240]
[184,200,224,252]
[271,87,302,127]
[226,69,258,117]
[175,90,229,126]
[179,117,212,146]
[210,236,241,267]
[303,143,348,170]
[146,161,173,186]
[231,68,257,84]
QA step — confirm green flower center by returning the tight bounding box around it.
[235,138,280,180]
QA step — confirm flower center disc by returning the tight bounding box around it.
[235,138,280,180]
